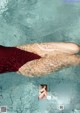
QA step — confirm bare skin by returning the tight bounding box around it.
[16,42,80,77]
[39,86,47,100]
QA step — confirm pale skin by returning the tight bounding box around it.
[16,42,80,77]
[39,86,47,100]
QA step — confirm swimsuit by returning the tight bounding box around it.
[0,45,41,73]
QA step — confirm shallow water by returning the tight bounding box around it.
[0,0,80,113]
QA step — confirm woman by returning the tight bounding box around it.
[39,84,47,100]
[0,42,80,77]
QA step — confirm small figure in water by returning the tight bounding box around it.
[38,84,47,100]
[0,42,80,77]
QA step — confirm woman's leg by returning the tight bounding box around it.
[16,42,80,57]
[36,42,79,54]
[17,53,80,77]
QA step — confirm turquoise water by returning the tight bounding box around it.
[0,0,80,113]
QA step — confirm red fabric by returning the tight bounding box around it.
[0,45,41,73]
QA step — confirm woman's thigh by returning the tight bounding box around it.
[37,42,79,55]
[16,42,79,57]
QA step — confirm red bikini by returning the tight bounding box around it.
[0,45,41,73]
